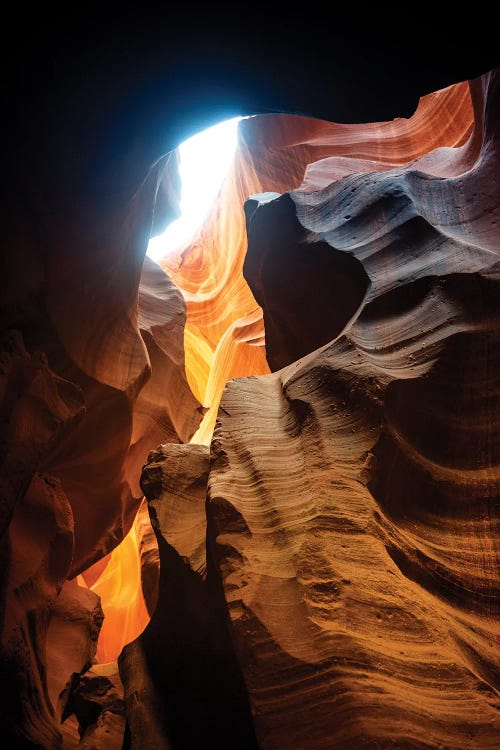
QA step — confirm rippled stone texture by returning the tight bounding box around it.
[161,78,474,443]
[208,69,500,749]
[2,49,498,748]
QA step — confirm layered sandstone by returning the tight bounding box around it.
[123,73,498,750]
[119,443,257,750]
[161,78,475,441]
[207,69,500,748]
[2,47,498,750]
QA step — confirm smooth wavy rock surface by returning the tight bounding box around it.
[2,150,201,580]
[44,214,201,578]
[160,78,474,442]
[243,73,496,371]
[207,70,500,749]
[3,55,498,747]
[0,147,201,740]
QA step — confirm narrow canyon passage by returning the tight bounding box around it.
[1,63,499,750]
[81,77,479,666]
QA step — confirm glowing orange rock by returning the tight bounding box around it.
[2,56,496,749]
[159,78,474,442]
[83,253,201,663]
[83,508,150,664]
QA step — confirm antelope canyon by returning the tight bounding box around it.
[1,14,498,749]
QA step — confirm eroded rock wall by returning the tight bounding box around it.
[161,78,476,441]
[119,443,258,750]
[2,56,498,749]
[0,145,201,746]
[207,69,500,749]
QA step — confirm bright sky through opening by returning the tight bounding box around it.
[147,116,242,261]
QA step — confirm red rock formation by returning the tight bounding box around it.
[0,330,87,748]
[241,78,485,371]
[77,250,201,662]
[44,188,202,577]
[207,69,500,749]
[120,72,499,748]
[46,581,104,728]
[2,34,498,748]
[128,255,205,489]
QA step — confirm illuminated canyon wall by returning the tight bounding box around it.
[1,65,498,749]
[120,70,498,749]
[161,77,475,440]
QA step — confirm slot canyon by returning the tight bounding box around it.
[2,13,499,750]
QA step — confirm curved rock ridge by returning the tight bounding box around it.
[74,253,201,663]
[208,317,499,748]
[2,57,498,748]
[3,150,200,580]
[207,70,500,749]
[244,70,498,371]
[128,254,205,493]
[160,78,474,440]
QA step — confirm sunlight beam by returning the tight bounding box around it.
[147,116,242,260]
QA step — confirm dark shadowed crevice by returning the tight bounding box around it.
[244,193,370,371]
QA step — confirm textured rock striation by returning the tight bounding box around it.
[207,69,500,749]
[125,69,499,749]
[161,78,475,441]
[2,42,499,749]
[242,77,489,371]
[119,443,257,750]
